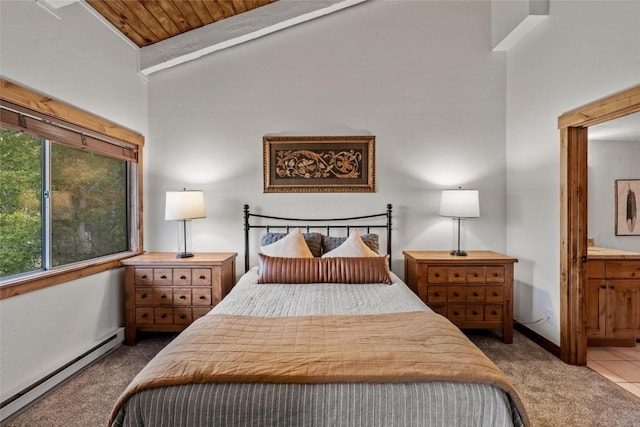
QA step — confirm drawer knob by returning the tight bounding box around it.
[453,292,460,297]
[492,310,498,315]
[180,314,186,319]
[453,311,460,316]
[199,295,206,300]
[199,275,206,279]
[180,275,187,280]
[160,294,167,299]
[454,273,460,278]
[179,295,186,299]
[160,275,167,279]
[492,292,499,297]
[141,274,148,279]
[472,310,478,315]
[141,293,147,299]
[473,272,479,277]
[434,273,440,278]
[434,292,440,297]
[493,272,499,277]
[473,292,479,297]
[141,313,148,318]
[161,313,167,319]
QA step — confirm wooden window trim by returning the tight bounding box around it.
[0,78,145,300]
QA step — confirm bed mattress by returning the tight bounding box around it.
[111,269,527,427]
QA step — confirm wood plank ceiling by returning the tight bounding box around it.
[86,0,278,47]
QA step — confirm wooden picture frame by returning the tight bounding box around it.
[615,179,639,236]
[263,135,375,193]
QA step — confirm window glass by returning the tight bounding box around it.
[0,128,43,277]
[0,126,130,278]
[51,143,128,266]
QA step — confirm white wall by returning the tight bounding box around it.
[0,1,147,405]
[589,139,640,251]
[504,0,640,344]
[147,0,509,276]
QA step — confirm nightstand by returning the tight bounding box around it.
[403,250,518,343]
[121,252,237,345]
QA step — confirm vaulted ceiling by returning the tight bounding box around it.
[85,0,278,47]
[72,0,366,75]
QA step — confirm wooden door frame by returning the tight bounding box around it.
[557,85,640,365]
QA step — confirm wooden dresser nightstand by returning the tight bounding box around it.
[121,252,237,345]
[403,250,518,343]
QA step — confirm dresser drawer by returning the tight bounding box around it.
[447,286,466,302]
[486,266,505,283]
[447,267,466,283]
[427,267,448,283]
[154,308,173,324]
[135,308,154,325]
[485,286,504,303]
[134,268,154,286]
[153,287,173,305]
[466,305,484,321]
[174,308,192,325]
[467,286,485,303]
[429,305,447,317]
[173,288,192,305]
[153,269,173,286]
[193,307,212,320]
[467,267,485,283]
[485,305,503,321]
[173,269,192,285]
[427,286,447,303]
[193,268,212,286]
[448,305,466,322]
[135,289,152,305]
[192,288,212,305]
[606,261,640,279]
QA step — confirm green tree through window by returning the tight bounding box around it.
[0,127,129,278]
[0,128,42,276]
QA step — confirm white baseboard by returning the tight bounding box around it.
[0,327,125,423]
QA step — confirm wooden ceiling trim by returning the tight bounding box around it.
[189,1,217,26]
[86,0,279,47]
[125,1,172,41]
[217,0,238,17]
[157,1,192,34]
[141,1,182,36]
[171,1,205,29]
[86,0,149,47]
[203,0,230,21]
[232,0,249,14]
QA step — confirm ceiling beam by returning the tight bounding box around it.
[140,0,367,75]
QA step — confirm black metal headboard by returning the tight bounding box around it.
[243,204,392,272]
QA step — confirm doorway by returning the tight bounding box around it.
[558,85,640,365]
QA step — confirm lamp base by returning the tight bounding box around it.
[176,252,194,258]
[450,249,468,256]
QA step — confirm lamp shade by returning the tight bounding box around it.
[165,190,206,220]
[439,189,480,218]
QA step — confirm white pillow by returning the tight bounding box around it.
[259,228,314,258]
[321,229,378,258]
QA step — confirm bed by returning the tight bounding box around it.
[109,205,529,427]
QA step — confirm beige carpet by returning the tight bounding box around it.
[3,330,639,427]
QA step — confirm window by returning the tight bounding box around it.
[0,80,143,296]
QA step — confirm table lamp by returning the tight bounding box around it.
[439,188,480,256]
[165,189,206,258]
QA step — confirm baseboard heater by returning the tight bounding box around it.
[0,328,124,423]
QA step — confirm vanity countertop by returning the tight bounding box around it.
[587,246,640,259]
